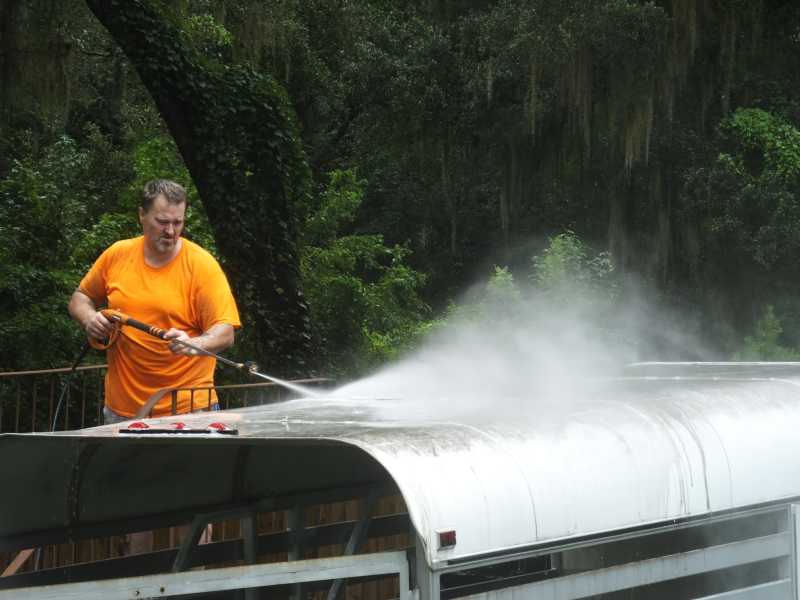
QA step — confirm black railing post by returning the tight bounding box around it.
[15,380,21,433]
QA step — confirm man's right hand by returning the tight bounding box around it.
[85,310,114,340]
[69,290,112,341]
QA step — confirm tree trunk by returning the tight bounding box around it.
[0,0,73,129]
[440,137,458,257]
[84,0,312,375]
[608,181,628,271]
[653,166,671,285]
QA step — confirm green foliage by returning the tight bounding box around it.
[5,0,800,377]
[723,108,800,182]
[71,213,138,274]
[443,232,617,330]
[441,266,524,327]
[486,266,523,306]
[125,135,217,254]
[301,169,364,247]
[734,305,800,360]
[300,170,429,375]
[530,231,617,301]
[684,108,800,271]
[0,134,116,368]
[183,14,233,61]
[0,137,86,265]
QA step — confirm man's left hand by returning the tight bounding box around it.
[164,328,202,355]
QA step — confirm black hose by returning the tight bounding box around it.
[50,341,92,432]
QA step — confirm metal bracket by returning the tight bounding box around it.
[288,505,305,600]
[171,502,270,573]
[326,486,381,600]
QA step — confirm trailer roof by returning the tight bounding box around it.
[3,363,800,568]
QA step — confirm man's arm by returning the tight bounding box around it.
[164,323,235,356]
[68,290,113,340]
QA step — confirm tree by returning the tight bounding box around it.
[734,305,800,360]
[681,107,800,345]
[300,169,429,375]
[0,129,134,368]
[83,0,312,374]
[5,0,800,371]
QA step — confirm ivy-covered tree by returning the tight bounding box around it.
[83,0,312,374]
[5,0,800,371]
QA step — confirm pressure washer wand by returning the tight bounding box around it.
[99,309,320,397]
[100,309,258,372]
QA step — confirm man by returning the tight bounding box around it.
[69,179,241,422]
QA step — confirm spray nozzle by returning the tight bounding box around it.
[242,360,259,374]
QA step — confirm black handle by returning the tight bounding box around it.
[125,317,168,339]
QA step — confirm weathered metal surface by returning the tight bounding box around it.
[3,365,800,570]
[696,580,793,600]
[454,534,792,600]
[0,550,410,600]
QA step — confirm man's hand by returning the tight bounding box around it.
[69,290,113,341]
[164,324,234,356]
[85,311,114,341]
[164,328,202,355]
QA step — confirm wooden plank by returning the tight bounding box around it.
[1,550,34,577]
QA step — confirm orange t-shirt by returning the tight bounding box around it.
[79,237,241,417]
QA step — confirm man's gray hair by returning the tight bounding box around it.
[141,179,188,212]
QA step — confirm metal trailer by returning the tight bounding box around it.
[2,362,800,598]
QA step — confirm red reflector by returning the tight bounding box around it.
[208,422,228,431]
[438,530,457,548]
[172,422,187,430]
[128,421,149,429]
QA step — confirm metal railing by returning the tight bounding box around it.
[137,379,332,418]
[0,365,107,433]
[0,365,332,432]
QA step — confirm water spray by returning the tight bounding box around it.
[97,309,321,398]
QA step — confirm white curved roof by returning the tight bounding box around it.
[3,363,800,568]
[230,369,800,566]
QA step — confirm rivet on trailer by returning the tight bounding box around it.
[2,362,800,599]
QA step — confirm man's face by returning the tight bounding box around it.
[139,194,186,257]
